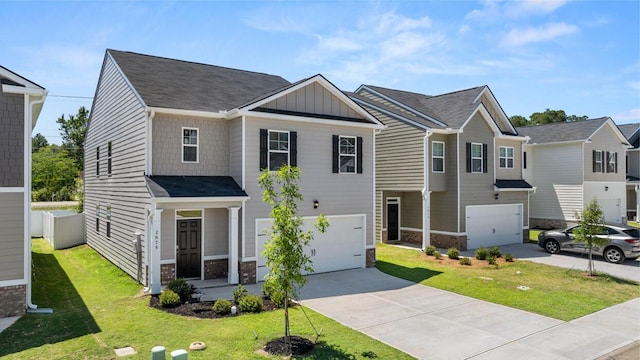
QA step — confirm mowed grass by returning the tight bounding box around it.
[0,240,413,360]
[376,243,639,321]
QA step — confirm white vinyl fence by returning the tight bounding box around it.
[33,210,85,249]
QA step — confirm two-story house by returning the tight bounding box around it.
[84,50,384,294]
[618,123,639,221]
[350,85,533,251]
[517,118,630,228]
[0,66,47,318]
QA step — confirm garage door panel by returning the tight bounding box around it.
[466,204,522,249]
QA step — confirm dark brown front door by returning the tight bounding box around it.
[177,219,201,278]
[387,201,399,241]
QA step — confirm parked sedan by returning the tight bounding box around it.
[538,224,640,263]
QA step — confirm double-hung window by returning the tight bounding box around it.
[606,151,617,173]
[339,136,356,173]
[96,146,100,177]
[471,143,483,173]
[182,128,198,163]
[432,141,444,173]
[593,150,603,173]
[95,204,100,233]
[107,141,112,176]
[268,130,289,171]
[499,146,514,169]
[106,206,111,238]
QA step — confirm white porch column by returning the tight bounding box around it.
[636,185,639,221]
[150,209,163,295]
[228,206,240,284]
[422,131,433,250]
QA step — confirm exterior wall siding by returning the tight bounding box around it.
[0,193,24,281]
[495,138,523,180]
[229,117,243,186]
[152,115,229,176]
[84,55,150,283]
[0,92,24,187]
[262,83,364,120]
[242,116,375,259]
[627,150,639,178]
[584,124,628,183]
[401,191,422,229]
[204,208,228,257]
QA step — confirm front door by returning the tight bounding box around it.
[177,219,201,278]
[387,198,400,241]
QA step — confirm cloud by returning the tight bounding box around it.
[629,81,640,91]
[467,0,570,20]
[613,108,640,122]
[501,22,579,46]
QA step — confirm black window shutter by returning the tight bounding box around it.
[357,136,363,174]
[332,135,339,173]
[290,131,297,167]
[482,144,488,173]
[592,150,596,173]
[259,129,268,170]
[614,152,618,173]
[524,151,527,169]
[605,151,610,173]
[466,142,471,173]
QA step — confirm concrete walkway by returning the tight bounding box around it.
[199,268,640,360]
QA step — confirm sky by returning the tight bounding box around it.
[2,0,639,144]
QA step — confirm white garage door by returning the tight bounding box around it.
[256,215,365,281]
[466,204,523,249]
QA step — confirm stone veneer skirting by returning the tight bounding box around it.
[160,263,175,285]
[430,233,468,251]
[239,261,256,285]
[366,248,376,268]
[0,284,26,318]
[204,259,228,280]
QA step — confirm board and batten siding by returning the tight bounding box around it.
[242,116,375,259]
[0,193,24,281]
[152,115,229,176]
[0,91,24,187]
[84,54,150,282]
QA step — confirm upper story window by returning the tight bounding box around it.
[606,151,617,173]
[95,204,100,233]
[471,143,484,173]
[432,141,445,173]
[106,206,111,238]
[333,135,363,174]
[499,146,514,169]
[107,141,112,176]
[96,146,100,177]
[259,129,297,171]
[592,150,603,173]
[182,128,198,163]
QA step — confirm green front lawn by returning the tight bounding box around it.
[0,240,412,360]
[376,243,639,321]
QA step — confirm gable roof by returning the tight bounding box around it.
[0,65,45,90]
[617,123,639,148]
[516,117,629,145]
[108,49,291,113]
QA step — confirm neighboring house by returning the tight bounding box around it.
[84,50,384,294]
[618,123,639,221]
[350,85,533,251]
[0,66,47,317]
[517,118,630,229]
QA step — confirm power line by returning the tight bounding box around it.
[48,94,93,99]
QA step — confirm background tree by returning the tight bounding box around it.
[56,106,89,170]
[509,115,528,127]
[32,133,49,152]
[510,109,590,127]
[32,146,79,201]
[258,165,328,355]
[573,199,608,276]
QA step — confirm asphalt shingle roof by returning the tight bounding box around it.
[516,117,610,144]
[617,123,639,148]
[108,49,291,112]
[495,179,533,189]
[146,176,248,198]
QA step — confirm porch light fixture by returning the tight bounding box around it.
[313,200,319,209]
[604,186,609,191]
[494,193,499,200]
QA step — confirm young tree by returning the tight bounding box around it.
[32,146,79,201]
[32,133,49,152]
[258,165,328,354]
[57,106,89,170]
[573,199,608,276]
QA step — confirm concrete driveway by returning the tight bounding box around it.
[459,243,640,283]
[297,268,639,360]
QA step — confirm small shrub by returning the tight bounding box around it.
[459,257,472,266]
[262,281,287,308]
[474,247,488,260]
[424,245,437,256]
[489,247,502,258]
[233,284,248,304]
[447,248,460,260]
[487,256,497,266]
[167,278,195,303]
[239,294,263,313]
[159,290,180,308]
[212,299,232,314]
[505,253,514,262]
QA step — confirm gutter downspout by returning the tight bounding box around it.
[422,131,433,251]
[26,92,47,311]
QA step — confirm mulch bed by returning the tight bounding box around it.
[264,336,314,356]
[149,295,279,319]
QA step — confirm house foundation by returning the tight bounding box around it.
[430,233,468,251]
[204,259,228,280]
[0,285,26,317]
[366,248,376,268]
[239,261,256,285]
[160,263,175,285]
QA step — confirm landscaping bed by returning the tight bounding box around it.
[149,295,280,319]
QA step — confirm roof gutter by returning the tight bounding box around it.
[146,106,227,119]
[238,109,385,129]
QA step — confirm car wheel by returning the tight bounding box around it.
[604,247,625,264]
[544,239,561,254]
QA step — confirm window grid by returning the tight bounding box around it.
[339,136,356,174]
[432,141,445,173]
[594,150,603,173]
[182,128,199,163]
[607,151,616,173]
[499,146,514,169]
[268,130,289,171]
[471,143,483,173]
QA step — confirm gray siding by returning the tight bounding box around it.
[0,92,24,187]
[84,55,150,281]
[431,191,458,232]
[243,117,375,258]
[161,210,174,261]
[584,124,627,183]
[0,193,24,281]
[229,117,243,186]
[628,150,639,178]
[205,208,228,257]
[401,192,422,229]
[262,83,364,120]
[495,138,523,180]
[152,115,229,176]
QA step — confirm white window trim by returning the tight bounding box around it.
[268,129,290,171]
[182,127,199,163]
[339,135,357,174]
[607,151,616,173]
[594,150,603,173]
[499,146,514,169]
[432,141,445,173]
[471,142,483,174]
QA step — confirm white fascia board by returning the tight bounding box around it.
[587,118,630,146]
[146,106,227,119]
[239,109,384,129]
[527,139,586,146]
[473,86,516,134]
[498,134,528,142]
[494,186,537,192]
[0,67,42,89]
[154,196,250,204]
[2,84,45,96]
